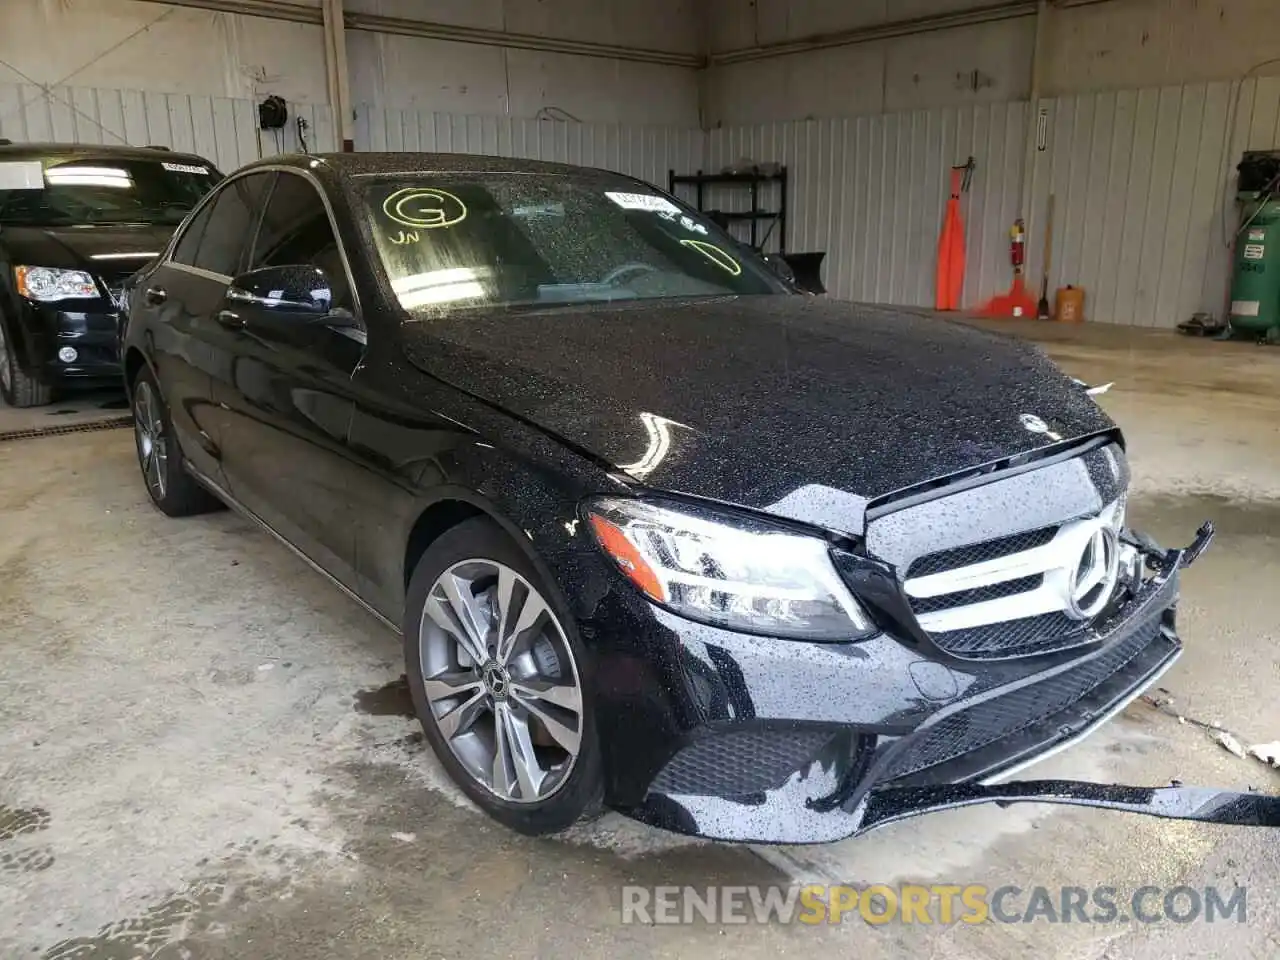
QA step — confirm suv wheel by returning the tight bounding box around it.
[404,517,603,835]
[0,320,54,408]
[131,367,221,516]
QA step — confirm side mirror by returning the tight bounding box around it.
[762,253,796,285]
[226,265,335,317]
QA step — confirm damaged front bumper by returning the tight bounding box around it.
[625,521,1280,843]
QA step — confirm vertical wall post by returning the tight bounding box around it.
[1019,0,1051,218]
[323,0,354,151]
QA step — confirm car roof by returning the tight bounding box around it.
[247,151,636,181]
[0,141,215,166]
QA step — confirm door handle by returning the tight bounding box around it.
[145,286,167,305]
[215,309,245,330]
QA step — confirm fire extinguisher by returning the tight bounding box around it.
[1009,219,1027,275]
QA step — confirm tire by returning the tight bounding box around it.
[0,319,54,408]
[404,516,603,835]
[130,366,222,517]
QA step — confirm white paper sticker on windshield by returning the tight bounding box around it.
[162,161,209,175]
[513,202,565,219]
[605,191,680,214]
[0,161,44,190]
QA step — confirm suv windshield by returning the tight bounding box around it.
[0,156,220,227]
[362,174,785,312]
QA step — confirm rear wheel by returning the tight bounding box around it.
[0,320,54,408]
[404,517,603,835]
[131,367,221,517]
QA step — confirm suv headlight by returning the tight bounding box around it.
[15,266,100,302]
[585,497,874,640]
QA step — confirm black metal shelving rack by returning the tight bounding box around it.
[667,167,788,253]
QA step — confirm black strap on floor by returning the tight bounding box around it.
[0,416,132,443]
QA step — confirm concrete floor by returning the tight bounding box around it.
[2,322,1278,959]
[0,388,130,439]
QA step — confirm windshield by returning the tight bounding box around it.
[362,173,785,312]
[0,156,220,226]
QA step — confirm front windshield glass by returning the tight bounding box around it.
[362,173,785,312]
[0,156,220,226]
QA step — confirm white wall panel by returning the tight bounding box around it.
[0,78,696,188]
[345,0,700,123]
[0,0,329,105]
[705,0,1280,127]
[708,102,1026,309]
[1022,78,1280,327]
[709,77,1280,327]
[2,0,700,126]
[353,109,703,188]
[0,83,335,171]
[706,19,1035,126]
[1046,0,1280,97]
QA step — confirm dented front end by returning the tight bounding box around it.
[615,439,1279,843]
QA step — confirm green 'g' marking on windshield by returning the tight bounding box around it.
[679,239,742,276]
[382,188,468,230]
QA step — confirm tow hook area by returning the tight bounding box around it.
[1124,520,1216,573]
[1179,521,1216,568]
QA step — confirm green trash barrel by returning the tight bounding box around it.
[1230,198,1280,336]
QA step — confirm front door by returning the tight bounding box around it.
[209,170,367,588]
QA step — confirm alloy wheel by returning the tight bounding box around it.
[133,380,168,501]
[419,559,584,804]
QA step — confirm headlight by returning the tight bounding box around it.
[15,266,100,302]
[585,497,874,640]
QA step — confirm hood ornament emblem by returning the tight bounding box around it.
[1064,523,1121,620]
[1019,413,1062,441]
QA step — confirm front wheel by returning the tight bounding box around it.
[0,320,53,408]
[131,367,221,517]
[404,517,603,835]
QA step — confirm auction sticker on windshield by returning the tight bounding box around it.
[0,161,44,190]
[605,191,680,214]
[161,162,210,175]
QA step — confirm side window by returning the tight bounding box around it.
[191,173,270,277]
[249,172,351,309]
[171,203,212,266]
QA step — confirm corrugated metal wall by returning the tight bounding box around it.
[1027,77,1280,328]
[0,82,335,171]
[7,76,1280,328]
[709,77,1280,327]
[353,107,703,188]
[708,102,1027,309]
[0,81,701,197]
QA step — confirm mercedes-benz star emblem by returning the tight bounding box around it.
[1019,413,1050,434]
[482,662,510,700]
[1064,524,1120,621]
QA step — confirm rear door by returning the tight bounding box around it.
[136,172,271,483]
[210,170,366,587]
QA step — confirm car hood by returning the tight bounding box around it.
[401,296,1114,532]
[0,223,172,278]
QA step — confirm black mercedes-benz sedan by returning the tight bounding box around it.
[0,141,220,406]
[119,152,1275,843]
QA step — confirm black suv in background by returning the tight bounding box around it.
[0,142,220,407]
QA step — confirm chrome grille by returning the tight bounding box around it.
[908,527,1059,579]
[867,442,1133,660]
[904,499,1124,634]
